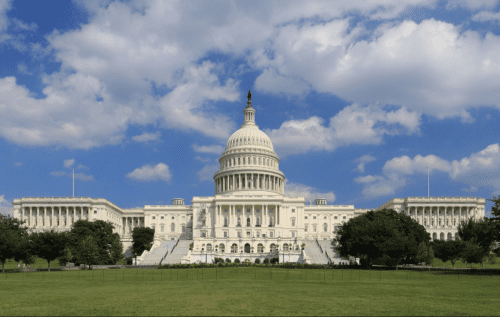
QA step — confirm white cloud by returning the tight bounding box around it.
[0,194,13,217]
[197,164,219,182]
[13,162,22,167]
[446,0,498,10]
[355,154,376,173]
[284,179,336,203]
[195,156,211,163]
[192,144,225,154]
[50,171,95,181]
[132,131,161,143]
[472,10,500,22]
[0,0,11,33]
[266,103,420,157]
[254,18,500,121]
[76,164,88,169]
[356,143,500,198]
[64,159,75,168]
[126,163,172,182]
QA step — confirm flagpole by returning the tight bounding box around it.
[427,167,429,198]
[73,169,75,197]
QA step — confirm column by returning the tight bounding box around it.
[51,208,54,228]
[215,180,217,194]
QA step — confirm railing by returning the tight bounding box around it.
[255,224,261,227]
[315,238,323,253]
[268,224,275,227]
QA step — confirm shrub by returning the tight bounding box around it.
[225,258,231,263]
[234,258,241,264]
[263,258,269,264]
[270,257,279,264]
[255,258,260,264]
[488,254,496,264]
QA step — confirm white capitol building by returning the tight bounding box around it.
[11,92,486,265]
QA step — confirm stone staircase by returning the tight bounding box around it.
[317,239,349,265]
[162,240,192,264]
[303,240,329,265]
[139,240,177,265]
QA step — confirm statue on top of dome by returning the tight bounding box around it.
[247,90,251,101]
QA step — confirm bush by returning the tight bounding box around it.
[234,258,241,264]
[255,258,260,264]
[214,257,223,264]
[125,257,133,265]
[225,258,231,263]
[488,254,496,264]
[263,258,269,264]
[270,257,279,264]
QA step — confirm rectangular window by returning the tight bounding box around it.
[237,231,242,238]
[152,216,155,219]
[161,216,164,219]
[247,231,251,237]
[152,226,155,231]
[292,209,295,213]
[313,216,316,219]
[292,232,295,238]
[305,216,308,219]
[334,216,338,219]
[161,226,164,232]
[305,225,308,232]
[256,231,260,237]
[224,231,228,238]
[270,231,274,237]
[343,216,346,219]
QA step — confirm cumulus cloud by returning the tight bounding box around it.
[266,103,420,157]
[472,10,500,22]
[126,163,172,182]
[254,17,500,121]
[192,144,225,154]
[132,131,161,143]
[63,159,75,168]
[284,179,336,203]
[197,164,219,182]
[0,194,13,217]
[356,143,500,198]
[355,155,376,173]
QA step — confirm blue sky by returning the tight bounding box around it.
[1,0,500,216]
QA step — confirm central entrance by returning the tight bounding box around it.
[244,243,250,253]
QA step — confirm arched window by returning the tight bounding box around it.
[270,243,276,252]
[237,218,241,226]
[283,243,289,252]
[291,218,295,226]
[256,217,260,226]
[269,217,273,226]
[432,232,437,240]
[231,243,238,253]
[219,243,225,252]
[207,243,212,252]
[247,217,250,226]
[440,232,445,240]
[447,233,452,240]
[257,243,264,253]
[323,223,327,232]
[224,218,228,226]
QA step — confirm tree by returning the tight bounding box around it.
[58,246,73,267]
[75,235,99,269]
[335,209,430,269]
[458,218,497,263]
[131,227,155,259]
[34,230,68,272]
[432,239,464,268]
[416,242,433,265]
[0,214,26,273]
[461,242,485,268]
[68,220,123,265]
[14,231,38,269]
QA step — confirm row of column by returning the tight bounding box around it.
[21,206,89,229]
[215,173,284,194]
[213,204,280,228]
[123,217,144,236]
[408,206,477,227]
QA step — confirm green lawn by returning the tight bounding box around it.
[0,267,499,316]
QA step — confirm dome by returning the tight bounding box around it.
[226,127,274,151]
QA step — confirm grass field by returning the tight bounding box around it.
[0,267,499,316]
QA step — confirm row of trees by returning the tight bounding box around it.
[0,215,123,272]
[335,196,500,268]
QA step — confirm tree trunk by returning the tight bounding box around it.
[48,260,51,272]
[1,262,4,273]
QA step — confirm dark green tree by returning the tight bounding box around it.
[75,235,99,269]
[335,209,430,269]
[432,239,464,268]
[33,230,68,271]
[416,242,434,265]
[68,220,122,265]
[461,242,485,268]
[131,227,155,259]
[458,218,497,262]
[0,214,26,272]
[14,231,38,269]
